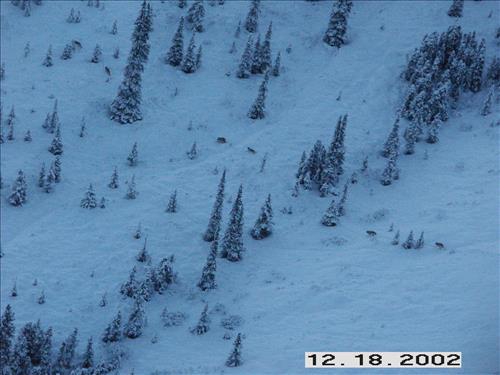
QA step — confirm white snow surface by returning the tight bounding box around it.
[1,1,499,374]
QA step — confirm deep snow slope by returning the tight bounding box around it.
[0,0,499,374]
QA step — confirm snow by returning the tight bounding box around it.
[1,0,498,374]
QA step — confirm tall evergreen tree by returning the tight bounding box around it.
[244,0,259,33]
[123,299,146,339]
[11,333,31,375]
[236,35,253,79]
[198,227,218,291]
[272,51,281,77]
[155,256,176,293]
[80,184,97,209]
[42,45,53,67]
[190,304,210,335]
[48,126,63,155]
[402,231,414,249]
[6,106,15,141]
[108,167,119,188]
[203,170,226,241]
[136,238,150,263]
[337,182,348,216]
[380,147,399,186]
[248,72,269,119]
[167,17,184,66]
[38,163,46,188]
[0,304,15,369]
[250,194,273,239]
[55,328,78,371]
[125,175,138,199]
[182,35,197,74]
[250,35,262,74]
[61,43,73,60]
[225,333,243,367]
[447,0,464,17]
[90,44,102,63]
[165,190,177,213]
[81,337,94,369]
[127,142,139,166]
[321,198,339,227]
[186,0,205,32]
[8,170,27,206]
[381,116,400,158]
[323,0,348,48]
[53,156,62,183]
[102,311,122,343]
[260,22,272,72]
[221,185,244,261]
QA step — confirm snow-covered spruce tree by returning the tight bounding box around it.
[380,148,399,186]
[136,238,150,263]
[80,184,97,209]
[381,116,400,158]
[108,167,119,188]
[166,17,184,67]
[47,100,60,134]
[229,41,237,54]
[306,140,326,186]
[0,63,4,81]
[120,267,139,298]
[486,57,500,86]
[221,185,244,261]
[111,20,118,35]
[9,170,27,206]
[102,311,122,343]
[250,35,262,74]
[190,304,210,335]
[469,39,485,93]
[0,304,15,369]
[23,130,32,142]
[178,0,187,8]
[337,182,348,216]
[447,0,464,17]
[403,122,418,155]
[186,0,205,32]
[225,333,243,367]
[248,72,269,120]
[81,337,94,369]
[198,228,219,291]
[244,0,259,33]
[321,198,339,227]
[272,51,281,77]
[61,43,73,60]
[320,115,347,195]
[11,282,17,297]
[166,190,177,213]
[481,90,492,116]
[90,44,102,63]
[195,45,202,70]
[391,230,400,245]
[182,35,197,74]
[426,118,441,144]
[236,35,253,79]
[127,142,138,166]
[6,106,15,141]
[38,163,46,188]
[415,231,424,249]
[124,298,146,339]
[260,22,272,72]
[44,167,55,193]
[203,170,226,242]
[250,194,273,240]
[55,328,78,371]
[113,47,120,59]
[42,45,53,67]
[48,126,63,155]
[155,256,176,293]
[323,0,348,48]
[134,222,142,239]
[187,142,198,159]
[125,175,138,200]
[67,8,76,23]
[11,332,31,375]
[137,274,154,302]
[100,197,106,208]
[24,42,31,58]
[53,156,62,183]
[402,231,414,249]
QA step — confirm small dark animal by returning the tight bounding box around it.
[435,242,445,249]
[366,230,377,237]
[247,147,256,154]
[216,137,226,144]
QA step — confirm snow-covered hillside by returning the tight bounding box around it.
[1,0,498,374]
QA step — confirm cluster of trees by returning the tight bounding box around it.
[166,17,203,74]
[67,8,82,23]
[110,1,153,124]
[0,304,121,375]
[293,115,348,197]
[401,26,486,151]
[323,0,353,48]
[390,228,425,249]
[10,0,41,17]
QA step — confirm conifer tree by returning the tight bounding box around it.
[56,328,78,370]
[272,51,281,77]
[380,149,398,186]
[402,231,414,249]
[155,256,176,293]
[260,22,272,72]
[48,126,63,155]
[136,238,150,263]
[427,118,441,144]
[381,116,400,158]
[6,106,15,141]
[42,45,53,67]
[166,17,184,67]
[80,184,97,209]
[323,1,348,47]
[11,333,31,375]
[250,194,273,239]
[481,90,492,116]
[0,63,4,81]
[190,304,210,335]
[81,337,94,369]
[127,142,138,166]
[9,170,28,206]
[67,8,76,23]
[221,185,244,261]
[236,35,253,79]
[248,72,269,119]
[48,100,60,134]
[187,0,205,32]
[391,230,400,245]
[337,182,348,216]
[250,35,262,74]
[24,42,31,57]
[203,170,226,241]
[229,41,237,54]
[90,44,102,63]
[166,190,177,213]
[182,35,197,74]
[134,222,142,239]
[124,298,146,339]
[415,231,424,249]
[187,142,198,159]
[100,197,106,208]
[11,282,18,297]
[321,198,339,227]
[61,43,73,60]
[469,39,485,93]
[108,167,119,188]
[195,45,202,70]
[111,20,118,35]
[447,0,464,17]
[44,167,55,193]
[225,333,243,367]
[403,122,419,155]
[38,163,46,188]
[23,130,32,142]
[0,304,15,368]
[125,175,138,199]
[102,311,122,343]
[120,267,139,298]
[244,0,259,33]
[113,47,120,59]
[198,228,218,291]
[234,20,241,38]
